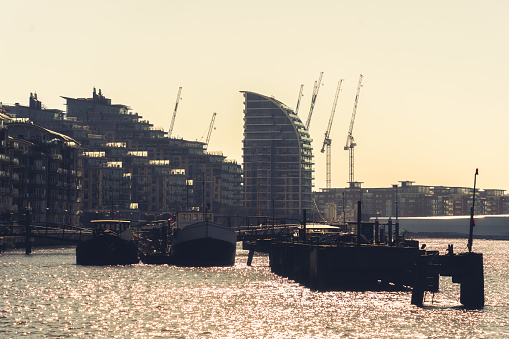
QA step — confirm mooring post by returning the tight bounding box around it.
[25,209,32,255]
[309,246,328,291]
[356,201,361,247]
[395,221,400,246]
[301,209,307,243]
[247,245,255,266]
[388,218,393,246]
[269,243,278,274]
[161,220,169,255]
[460,252,484,309]
[411,255,426,306]
[272,198,275,235]
[299,244,311,286]
[309,247,319,290]
[291,244,301,281]
[374,219,380,244]
[467,169,478,253]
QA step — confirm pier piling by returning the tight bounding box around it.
[411,251,484,309]
[247,246,255,266]
[411,255,428,306]
[374,219,380,245]
[267,238,484,308]
[388,218,393,246]
[247,214,485,309]
[459,253,484,309]
[25,210,32,255]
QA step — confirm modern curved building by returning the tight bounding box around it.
[241,91,313,219]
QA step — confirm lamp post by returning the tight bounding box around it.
[25,205,32,255]
[467,169,479,253]
[272,198,275,234]
[393,184,399,246]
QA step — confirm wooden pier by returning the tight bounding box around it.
[264,236,484,308]
[0,223,93,252]
[248,204,485,309]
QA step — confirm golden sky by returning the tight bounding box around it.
[1,0,508,191]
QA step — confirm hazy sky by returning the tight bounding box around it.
[2,0,508,192]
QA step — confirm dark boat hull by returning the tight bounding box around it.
[76,234,139,265]
[172,237,236,267]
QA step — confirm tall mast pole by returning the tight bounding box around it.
[468,168,479,253]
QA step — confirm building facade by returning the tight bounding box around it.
[4,90,243,222]
[241,91,313,219]
[63,89,243,216]
[314,181,509,222]
[1,120,81,227]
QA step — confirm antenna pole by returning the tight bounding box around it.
[467,168,479,253]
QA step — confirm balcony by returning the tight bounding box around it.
[50,154,63,161]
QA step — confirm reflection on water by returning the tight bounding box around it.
[1,239,508,338]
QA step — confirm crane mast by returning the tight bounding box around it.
[168,86,182,138]
[344,74,363,185]
[321,79,343,188]
[305,72,323,130]
[204,112,217,148]
[295,84,304,114]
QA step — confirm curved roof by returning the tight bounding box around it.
[240,90,296,116]
[240,90,311,142]
[6,121,80,145]
[0,111,12,122]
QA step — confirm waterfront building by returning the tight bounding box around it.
[4,90,243,220]
[241,91,313,219]
[3,121,80,227]
[314,181,509,222]
[79,143,186,222]
[0,110,17,227]
[4,93,107,148]
[63,89,243,215]
[80,149,132,221]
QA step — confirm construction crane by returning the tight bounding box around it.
[305,72,323,130]
[344,74,363,185]
[295,84,304,114]
[204,112,217,148]
[321,79,343,189]
[168,87,182,138]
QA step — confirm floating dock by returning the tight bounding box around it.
[266,240,484,308]
[250,206,485,309]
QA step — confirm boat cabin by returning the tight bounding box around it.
[90,220,131,234]
[177,211,214,229]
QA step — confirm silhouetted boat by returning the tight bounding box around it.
[76,220,139,265]
[171,211,236,267]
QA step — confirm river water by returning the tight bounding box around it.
[1,238,507,338]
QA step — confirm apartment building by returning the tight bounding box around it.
[0,119,81,227]
[63,89,243,214]
[314,181,509,222]
[241,91,313,219]
[4,90,243,221]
